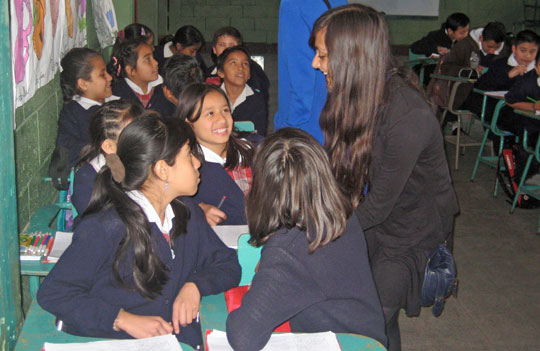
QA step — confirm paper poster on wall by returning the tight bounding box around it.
[10,0,87,110]
[348,0,439,16]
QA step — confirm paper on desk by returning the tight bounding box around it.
[211,225,249,249]
[46,231,73,263]
[484,90,508,98]
[206,330,341,351]
[43,334,183,351]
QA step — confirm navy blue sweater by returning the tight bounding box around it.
[56,101,99,167]
[192,162,247,225]
[226,213,388,350]
[233,91,268,136]
[112,79,176,118]
[72,162,98,215]
[37,197,241,347]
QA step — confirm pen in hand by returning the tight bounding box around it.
[216,195,227,209]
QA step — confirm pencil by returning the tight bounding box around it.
[527,96,538,104]
[217,195,227,209]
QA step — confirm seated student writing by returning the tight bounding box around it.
[155,25,207,76]
[206,26,270,100]
[464,30,540,121]
[162,53,204,106]
[56,48,117,167]
[72,100,144,215]
[218,46,268,135]
[108,38,175,117]
[226,128,387,350]
[176,83,256,226]
[410,12,470,57]
[37,115,241,348]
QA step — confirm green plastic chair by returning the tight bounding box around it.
[237,233,262,285]
[44,168,78,231]
[233,121,255,133]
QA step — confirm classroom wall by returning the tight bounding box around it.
[142,0,523,46]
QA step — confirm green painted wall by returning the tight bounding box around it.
[143,0,523,45]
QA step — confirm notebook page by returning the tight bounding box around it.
[47,231,73,262]
[44,334,182,351]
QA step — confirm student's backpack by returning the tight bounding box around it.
[497,148,540,209]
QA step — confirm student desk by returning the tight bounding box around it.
[15,300,195,351]
[403,56,438,86]
[199,293,387,351]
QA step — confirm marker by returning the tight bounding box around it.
[39,235,51,255]
[34,235,45,256]
[45,236,55,257]
[216,195,227,209]
[28,235,39,255]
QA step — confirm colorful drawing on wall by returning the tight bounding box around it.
[11,0,87,109]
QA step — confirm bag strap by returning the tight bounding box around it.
[323,0,332,9]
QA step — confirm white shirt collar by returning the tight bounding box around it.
[89,154,106,173]
[200,144,226,165]
[211,67,218,75]
[73,95,120,110]
[507,53,536,72]
[470,27,504,56]
[164,41,174,59]
[220,83,254,112]
[126,190,175,234]
[125,76,163,95]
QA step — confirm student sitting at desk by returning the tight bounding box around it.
[226,128,387,351]
[72,100,144,216]
[37,115,241,348]
[176,83,257,226]
[410,12,470,57]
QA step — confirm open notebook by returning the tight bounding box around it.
[43,334,183,351]
[206,330,341,351]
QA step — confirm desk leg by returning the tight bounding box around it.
[28,276,40,300]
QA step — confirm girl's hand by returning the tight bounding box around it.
[172,282,201,334]
[115,309,173,338]
[199,203,227,226]
[508,65,527,78]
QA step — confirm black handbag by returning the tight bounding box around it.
[421,242,458,316]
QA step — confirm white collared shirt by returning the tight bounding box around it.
[164,41,174,59]
[125,76,164,95]
[220,83,254,112]
[73,95,120,110]
[469,27,504,56]
[126,190,175,235]
[200,144,226,165]
[89,154,106,173]
[507,53,536,72]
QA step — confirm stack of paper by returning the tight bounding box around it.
[206,330,341,351]
[46,231,74,263]
[43,334,183,351]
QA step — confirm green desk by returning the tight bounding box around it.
[199,293,387,351]
[15,300,195,350]
[403,56,438,85]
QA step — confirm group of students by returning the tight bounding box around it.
[412,12,540,173]
[38,13,390,351]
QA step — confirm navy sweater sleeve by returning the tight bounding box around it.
[476,58,514,91]
[56,102,97,167]
[72,163,97,215]
[505,70,540,104]
[410,29,451,56]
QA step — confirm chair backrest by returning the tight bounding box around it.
[233,121,255,132]
[237,233,262,285]
[408,48,425,61]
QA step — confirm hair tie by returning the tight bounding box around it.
[112,56,121,76]
[105,153,126,183]
[141,27,146,36]
[118,29,125,43]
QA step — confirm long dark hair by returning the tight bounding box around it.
[107,38,147,81]
[247,128,352,252]
[311,4,395,206]
[85,114,200,299]
[77,100,145,167]
[175,83,253,169]
[60,48,101,103]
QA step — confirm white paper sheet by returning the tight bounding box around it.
[47,231,73,263]
[211,225,249,249]
[44,334,183,351]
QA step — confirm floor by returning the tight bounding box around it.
[257,50,540,350]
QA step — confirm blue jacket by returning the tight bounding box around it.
[273,0,346,144]
[56,101,100,167]
[226,212,388,350]
[191,162,247,225]
[37,197,241,347]
[72,162,97,216]
[112,78,176,118]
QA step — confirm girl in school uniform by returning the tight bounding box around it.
[226,128,387,351]
[155,25,207,76]
[206,26,270,100]
[37,115,241,348]
[175,83,256,226]
[72,100,145,215]
[217,46,268,135]
[108,39,176,117]
[56,48,117,167]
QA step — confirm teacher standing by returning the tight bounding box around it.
[311,5,459,351]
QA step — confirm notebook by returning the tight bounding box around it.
[43,334,182,351]
[205,329,341,351]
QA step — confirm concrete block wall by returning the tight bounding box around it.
[159,0,280,43]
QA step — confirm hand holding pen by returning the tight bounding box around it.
[198,196,227,226]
